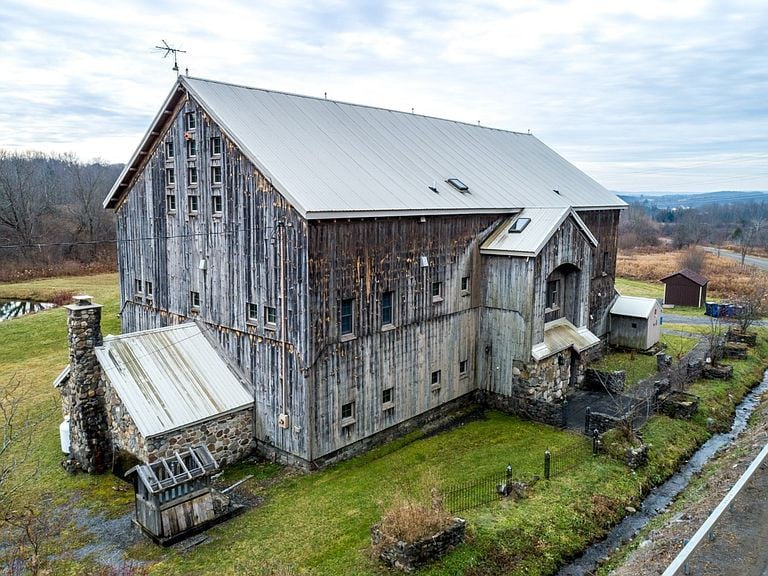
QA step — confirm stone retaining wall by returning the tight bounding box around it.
[372,518,466,571]
[584,368,626,394]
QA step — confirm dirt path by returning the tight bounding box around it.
[608,402,768,576]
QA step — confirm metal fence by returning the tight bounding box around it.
[442,448,585,514]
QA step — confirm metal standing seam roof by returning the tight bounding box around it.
[106,76,627,217]
[531,318,600,361]
[94,323,252,439]
[610,295,661,319]
[479,207,598,257]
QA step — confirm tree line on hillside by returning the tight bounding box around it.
[620,200,768,259]
[0,150,123,281]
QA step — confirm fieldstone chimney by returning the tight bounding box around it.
[64,295,109,473]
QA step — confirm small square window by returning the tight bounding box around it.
[459,359,468,376]
[190,291,200,310]
[211,136,222,156]
[381,291,394,326]
[188,166,198,185]
[166,194,177,212]
[186,138,197,158]
[188,194,199,214]
[382,387,393,404]
[461,275,470,293]
[145,281,153,297]
[212,195,223,215]
[165,167,175,186]
[211,165,222,185]
[264,306,277,328]
[165,140,174,158]
[341,401,355,425]
[631,322,638,329]
[340,298,354,336]
[246,302,258,323]
[185,112,196,131]
[431,281,443,303]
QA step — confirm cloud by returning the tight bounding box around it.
[0,0,766,191]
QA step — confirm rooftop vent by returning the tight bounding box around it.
[446,178,469,193]
[553,189,561,195]
[508,217,531,233]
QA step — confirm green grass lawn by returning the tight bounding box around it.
[590,334,698,388]
[2,273,767,576]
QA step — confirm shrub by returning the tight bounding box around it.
[679,246,706,272]
[373,487,454,551]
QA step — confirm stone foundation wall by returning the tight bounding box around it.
[105,380,253,465]
[518,352,577,403]
[478,389,566,428]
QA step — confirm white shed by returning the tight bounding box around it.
[609,296,662,350]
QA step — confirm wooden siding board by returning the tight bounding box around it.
[115,96,311,461]
[306,215,499,459]
[578,209,620,336]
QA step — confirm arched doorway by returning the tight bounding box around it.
[544,263,581,325]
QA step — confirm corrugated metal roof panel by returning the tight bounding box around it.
[610,295,661,319]
[480,207,598,257]
[160,77,627,218]
[95,323,252,439]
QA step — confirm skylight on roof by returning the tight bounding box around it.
[446,178,469,193]
[509,217,531,233]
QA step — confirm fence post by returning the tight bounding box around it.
[585,406,591,436]
[592,428,600,456]
[544,449,551,480]
[506,464,512,487]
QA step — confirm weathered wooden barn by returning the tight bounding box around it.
[93,76,626,469]
[609,295,662,350]
[661,268,708,308]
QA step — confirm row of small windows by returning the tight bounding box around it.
[339,361,468,426]
[165,165,222,187]
[165,193,223,215]
[339,276,470,337]
[165,136,221,159]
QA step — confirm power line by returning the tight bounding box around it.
[0,224,279,251]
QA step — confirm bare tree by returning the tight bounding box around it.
[0,151,59,256]
[62,155,117,260]
[730,275,768,333]
[732,217,765,266]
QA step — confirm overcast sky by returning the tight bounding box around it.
[1,0,766,193]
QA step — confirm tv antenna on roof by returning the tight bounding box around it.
[154,40,186,75]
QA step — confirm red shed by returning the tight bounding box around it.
[660,268,708,307]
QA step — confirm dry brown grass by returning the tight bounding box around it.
[617,247,768,298]
[374,488,454,547]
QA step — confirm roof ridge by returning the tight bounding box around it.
[182,75,533,136]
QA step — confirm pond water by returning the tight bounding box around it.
[557,369,768,575]
[0,299,56,322]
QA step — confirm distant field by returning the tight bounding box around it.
[617,247,766,299]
